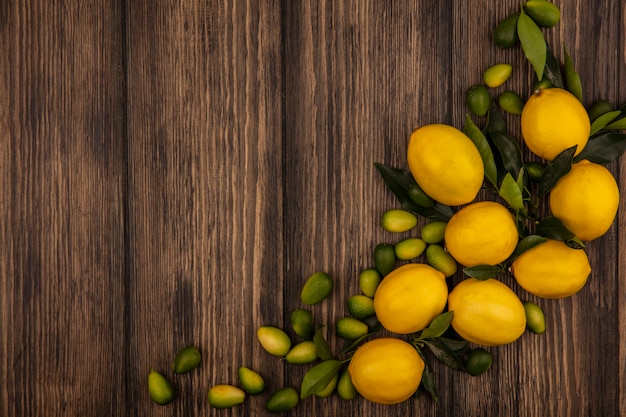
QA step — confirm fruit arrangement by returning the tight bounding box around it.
[147,1,626,411]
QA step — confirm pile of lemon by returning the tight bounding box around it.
[150,1,625,411]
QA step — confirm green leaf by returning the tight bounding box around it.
[464,115,498,187]
[486,99,507,134]
[415,346,438,402]
[507,235,547,261]
[542,43,564,88]
[575,131,626,164]
[537,145,576,198]
[563,44,583,102]
[517,13,547,80]
[590,110,622,136]
[605,115,626,130]
[536,216,575,241]
[499,172,525,212]
[437,337,469,353]
[423,339,466,372]
[300,360,343,399]
[313,327,335,361]
[420,311,454,340]
[374,163,453,221]
[488,130,524,179]
[463,265,504,280]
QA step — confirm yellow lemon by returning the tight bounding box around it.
[443,201,519,267]
[373,263,448,334]
[407,124,484,206]
[549,160,620,241]
[511,239,591,299]
[447,278,526,346]
[348,338,424,405]
[521,88,590,160]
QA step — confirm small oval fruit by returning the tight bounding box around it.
[408,182,436,207]
[394,237,427,260]
[373,243,396,276]
[336,317,369,340]
[300,271,334,305]
[425,244,458,278]
[466,84,491,117]
[533,78,553,90]
[493,13,520,48]
[238,366,266,396]
[208,384,246,409]
[466,348,493,376]
[257,326,291,357]
[499,90,524,115]
[483,63,513,88]
[147,368,175,405]
[525,162,546,182]
[381,209,418,233]
[420,221,447,244]
[359,268,381,297]
[523,301,546,334]
[347,294,376,319]
[172,345,202,374]
[337,370,358,400]
[290,308,315,340]
[265,387,300,413]
[285,341,318,365]
[524,0,561,28]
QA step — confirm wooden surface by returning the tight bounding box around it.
[1,1,624,416]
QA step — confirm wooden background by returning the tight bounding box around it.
[1,1,624,416]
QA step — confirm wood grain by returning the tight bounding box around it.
[0,0,624,416]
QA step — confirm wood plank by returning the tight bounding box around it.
[125,0,284,414]
[0,1,127,416]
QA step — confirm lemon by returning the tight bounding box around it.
[524,0,561,28]
[511,239,591,298]
[483,63,513,88]
[493,13,520,48]
[348,338,424,405]
[265,387,299,413]
[285,341,318,365]
[300,271,334,305]
[381,209,418,233]
[448,278,526,346]
[394,237,427,260]
[523,302,546,334]
[290,308,315,340]
[358,268,381,297]
[466,84,491,117]
[444,201,519,267]
[521,88,590,160]
[257,326,291,357]
[549,160,620,241]
[238,366,266,396]
[425,244,458,278]
[465,348,493,376]
[337,370,358,400]
[407,124,484,206]
[373,263,448,334]
[346,294,375,319]
[172,345,201,374]
[207,384,245,409]
[420,221,447,244]
[147,368,175,405]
